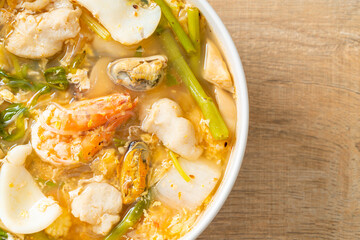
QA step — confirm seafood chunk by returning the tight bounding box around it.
[39,94,134,133]
[0,145,62,234]
[120,141,150,204]
[31,94,136,165]
[108,55,167,91]
[70,182,122,235]
[5,7,81,59]
[203,40,233,92]
[141,98,203,160]
[75,0,161,45]
[154,158,220,210]
[22,0,51,11]
[214,86,236,133]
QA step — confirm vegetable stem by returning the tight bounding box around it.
[154,0,196,54]
[158,27,229,140]
[105,192,152,240]
[188,7,201,71]
[27,84,51,108]
[188,8,201,50]
[135,46,143,57]
[80,10,111,40]
[68,50,86,72]
[169,150,191,182]
[9,53,21,77]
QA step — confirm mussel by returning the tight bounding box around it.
[119,141,150,204]
[107,55,167,91]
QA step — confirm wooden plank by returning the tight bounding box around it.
[200,0,360,239]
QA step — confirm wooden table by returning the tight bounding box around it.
[200,0,360,239]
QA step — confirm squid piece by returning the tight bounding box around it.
[108,55,167,91]
[141,98,203,160]
[31,93,136,165]
[120,141,150,204]
[214,86,237,133]
[154,158,220,210]
[0,145,62,234]
[75,0,161,45]
[203,40,234,92]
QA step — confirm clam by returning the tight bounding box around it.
[120,141,150,204]
[107,55,167,91]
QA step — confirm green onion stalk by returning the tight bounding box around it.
[105,191,152,240]
[157,25,229,140]
[80,10,111,40]
[187,7,201,72]
[154,0,196,54]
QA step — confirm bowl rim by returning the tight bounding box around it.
[179,0,249,239]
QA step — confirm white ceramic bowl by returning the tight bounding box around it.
[180,1,249,239]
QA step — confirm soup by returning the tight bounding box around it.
[0,0,237,239]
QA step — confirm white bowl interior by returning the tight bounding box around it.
[179,0,249,239]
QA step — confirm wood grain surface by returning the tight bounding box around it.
[199,0,360,239]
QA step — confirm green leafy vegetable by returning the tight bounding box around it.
[0,227,7,240]
[0,104,29,141]
[44,67,69,90]
[169,150,191,182]
[157,26,229,140]
[135,46,143,57]
[0,69,34,91]
[105,192,152,240]
[154,0,196,54]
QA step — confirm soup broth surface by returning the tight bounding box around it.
[0,0,236,239]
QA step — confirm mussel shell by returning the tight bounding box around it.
[120,141,150,204]
[107,55,167,91]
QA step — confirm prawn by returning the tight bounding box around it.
[31,93,136,165]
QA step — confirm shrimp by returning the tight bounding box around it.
[31,93,136,165]
[39,93,135,133]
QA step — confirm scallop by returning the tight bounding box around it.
[107,55,167,91]
[120,141,150,204]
